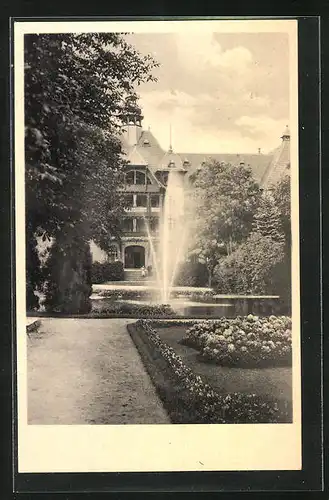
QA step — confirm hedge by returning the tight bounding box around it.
[91,261,124,283]
[174,261,208,287]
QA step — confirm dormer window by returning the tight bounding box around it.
[125,169,152,185]
[143,139,150,146]
[168,160,175,168]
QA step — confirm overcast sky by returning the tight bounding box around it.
[125,31,290,154]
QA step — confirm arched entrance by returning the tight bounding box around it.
[124,245,145,269]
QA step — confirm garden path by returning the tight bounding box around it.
[27,318,170,424]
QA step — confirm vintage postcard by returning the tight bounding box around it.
[14,19,301,474]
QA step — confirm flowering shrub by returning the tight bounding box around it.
[180,314,292,367]
[132,320,290,423]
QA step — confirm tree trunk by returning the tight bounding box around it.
[44,230,92,314]
[207,266,213,289]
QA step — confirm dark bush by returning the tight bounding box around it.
[174,261,208,287]
[43,234,92,314]
[91,260,124,283]
[213,233,286,295]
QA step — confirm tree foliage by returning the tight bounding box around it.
[252,192,285,243]
[187,160,261,286]
[25,32,157,242]
[213,174,291,310]
[271,174,291,246]
[25,33,158,311]
[213,233,285,295]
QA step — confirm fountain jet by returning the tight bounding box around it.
[144,167,188,304]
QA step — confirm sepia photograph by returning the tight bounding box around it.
[15,19,301,473]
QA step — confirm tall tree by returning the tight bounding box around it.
[187,160,261,287]
[213,232,285,295]
[252,192,285,243]
[271,174,291,246]
[271,174,292,310]
[25,33,158,311]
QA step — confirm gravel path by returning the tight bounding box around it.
[27,318,170,424]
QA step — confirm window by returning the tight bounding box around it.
[123,218,133,232]
[136,171,146,185]
[136,218,146,232]
[124,194,134,208]
[136,194,147,207]
[125,170,151,185]
[126,171,134,185]
[162,172,169,186]
[150,218,159,233]
[150,195,160,208]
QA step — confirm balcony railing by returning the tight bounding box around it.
[123,184,161,193]
[124,206,161,213]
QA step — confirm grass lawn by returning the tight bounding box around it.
[156,325,292,405]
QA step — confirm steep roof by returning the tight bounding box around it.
[120,125,289,187]
[157,148,185,170]
[126,145,149,166]
[178,152,273,184]
[261,135,290,188]
[122,129,164,167]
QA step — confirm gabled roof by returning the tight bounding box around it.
[157,148,185,171]
[126,145,148,166]
[122,129,164,168]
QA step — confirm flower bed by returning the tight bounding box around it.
[93,288,215,301]
[180,315,292,367]
[99,302,177,318]
[93,289,153,300]
[28,303,177,319]
[128,319,291,423]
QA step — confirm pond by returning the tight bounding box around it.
[91,286,285,318]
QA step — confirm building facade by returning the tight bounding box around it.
[91,104,291,280]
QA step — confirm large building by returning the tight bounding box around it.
[91,103,291,280]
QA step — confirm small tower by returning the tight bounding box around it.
[121,95,143,146]
[156,127,187,186]
[281,125,290,142]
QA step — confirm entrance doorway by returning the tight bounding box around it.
[124,245,145,269]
